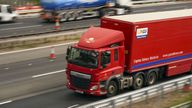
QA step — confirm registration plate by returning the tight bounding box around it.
[75,90,84,94]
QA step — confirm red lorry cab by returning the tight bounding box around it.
[66,9,192,97]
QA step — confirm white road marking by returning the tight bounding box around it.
[0,22,23,27]
[4,68,9,70]
[68,104,79,108]
[0,100,12,105]
[0,41,77,56]
[0,25,42,31]
[32,69,66,78]
[163,6,187,10]
[28,63,32,66]
[134,9,155,13]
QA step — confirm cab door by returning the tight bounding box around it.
[100,46,124,79]
[111,46,124,76]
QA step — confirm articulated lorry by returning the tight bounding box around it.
[0,4,18,22]
[40,0,133,22]
[65,9,192,97]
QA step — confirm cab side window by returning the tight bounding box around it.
[7,6,12,13]
[101,51,111,66]
[114,49,118,61]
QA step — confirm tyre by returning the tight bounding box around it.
[76,12,83,20]
[99,9,107,17]
[133,73,144,90]
[44,19,51,23]
[106,81,118,97]
[67,12,76,21]
[99,9,115,17]
[124,7,132,14]
[146,71,157,86]
[12,17,17,22]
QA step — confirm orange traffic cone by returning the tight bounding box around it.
[54,18,60,30]
[50,47,56,61]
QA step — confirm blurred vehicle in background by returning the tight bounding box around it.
[40,0,133,22]
[0,4,18,23]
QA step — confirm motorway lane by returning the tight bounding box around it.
[0,54,67,100]
[0,51,104,108]
[0,54,66,83]
[1,73,191,108]
[0,18,99,38]
[132,2,192,13]
[0,42,77,101]
[0,87,105,108]
[0,41,76,65]
[0,2,192,38]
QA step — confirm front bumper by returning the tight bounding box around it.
[66,82,107,96]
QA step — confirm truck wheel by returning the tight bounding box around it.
[124,7,132,14]
[99,9,107,17]
[99,9,115,17]
[68,13,76,21]
[133,73,144,90]
[76,12,83,20]
[146,71,157,86]
[106,81,118,97]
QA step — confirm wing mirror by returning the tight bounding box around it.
[66,47,71,60]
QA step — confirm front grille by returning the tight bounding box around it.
[71,75,90,90]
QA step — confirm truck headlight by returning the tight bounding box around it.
[90,85,98,91]
[67,78,70,85]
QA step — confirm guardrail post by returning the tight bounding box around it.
[156,86,164,108]
[145,91,149,104]
[110,100,115,108]
[183,78,192,92]
[175,82,179,91]
[160,86,164,98]
[90,106,95,108]
[189,78,192,86]
[128,95,132,108]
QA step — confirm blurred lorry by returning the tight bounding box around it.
[65,9,192,97]
[40,0,133,22]
[0,4,18,22]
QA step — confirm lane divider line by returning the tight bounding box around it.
[0,25,43,31]
[4,67,9,70]
[0,100,13,105]
[0,41,77,56]
[32,69,66,78]
[68,104,79,108]
[28,63,32,66]
[0,22,23,27]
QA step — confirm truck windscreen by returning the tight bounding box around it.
[67,47,98,69]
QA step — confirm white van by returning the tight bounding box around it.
[0,4,18,22]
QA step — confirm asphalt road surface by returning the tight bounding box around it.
[0,42,191,108]
[0,43,72,101]
[0,2,192,38]
[0,87,105,108]
[1,2,192,108]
